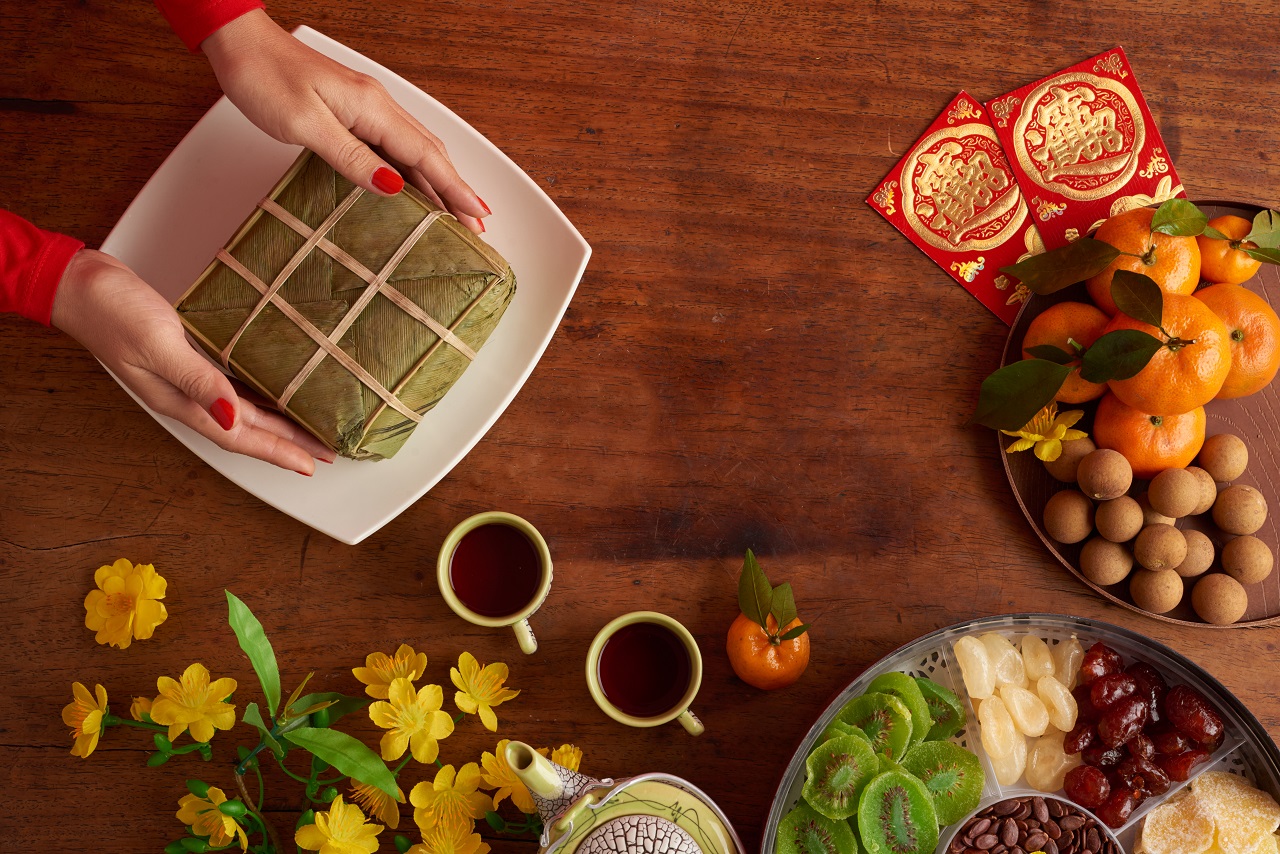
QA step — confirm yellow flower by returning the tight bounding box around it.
[130,696,153,722]
[349,777,405,830]
[150,663,237,743]
[410,763,492,833]
[82,558,168,649]
[1001,403,1088,462]
[451,652,519,732]
[480,739,536,814]
[295,795,382,854]
[407,820,491,854]
[541,743,584,773]
[353,643,429,700]
[177,786,248,851]
[369,678,453,763]
[61,682,108,758]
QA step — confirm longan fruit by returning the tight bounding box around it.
[1149,469,1202,519]
[1199,434,1248,482]
[1043,490,1095,544]
[1213,484,1268,535]
[1080,536,1135,586]
[1222,535,1274,585]
[1078,449,1133,501]
[1134,523,1187,571]
[1095,496,1144,543]
[1137,494,1175,527]
[1192,573,1249,625]
[1044,436,1097,483]
[1183,466,1219,516]
[1130,568,1185,614]
[1173,529,1215,579]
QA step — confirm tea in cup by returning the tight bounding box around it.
[437,512,552,654]
[585,611,704,735]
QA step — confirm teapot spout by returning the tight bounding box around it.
[504,741,601,827]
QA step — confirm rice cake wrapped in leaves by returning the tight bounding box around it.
[175,150,515,460]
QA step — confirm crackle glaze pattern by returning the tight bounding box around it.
[578,815,702,854]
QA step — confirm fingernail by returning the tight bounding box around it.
[478,196,492,215]
[210,398,235,431]
[320,457,334,464]
[477,218,486,234]
[295,469,313,477]
[372,167,404,194]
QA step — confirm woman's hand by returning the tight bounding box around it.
[202,9,490,233]
[51,249,336,474]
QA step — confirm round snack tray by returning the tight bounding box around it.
[763,614,1280,854]
[1001,201,1280,628]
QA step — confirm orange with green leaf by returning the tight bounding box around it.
[1198,215,1263,285]
[1195,283,1280,399]
[1021,301,1110,403]
[1085,207,1201,315]
[727,550,810,691]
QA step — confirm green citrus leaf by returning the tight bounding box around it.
[1024,344,1076,365]
[1244,246,1280,265]
[1110,270,1164,328]
[1080,330,1163,382]
[1246,209,1280,249]
[779,624,811,641]
[770,582,798,629]
[282,727,397,797]
[738,549,773,629]
[999,238,1120,295]
[971,359,1073,431]
[1202,225,1231,241]
[1150,198,1207,236]
[226,591,281,718]
[243,702,285,758]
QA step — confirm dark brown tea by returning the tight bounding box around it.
[597,621,692,718]
[448,523,543,618]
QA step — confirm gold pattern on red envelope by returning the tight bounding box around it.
[868,92,1039,326]
[987,48,1185,250]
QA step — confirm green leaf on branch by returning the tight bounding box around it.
[1202,225,1231,241]
[1024,344,1076,365]
[971,359,1073,431]
[282,727,397,797]
[291,692,370,727]
[243,703,285,759]
[769,582,798,630]
[779,624,811,641]
[1151,198,1207,236]
[395,835,415,854]
[738,549,773,629]
[1244,246,1280,265]
[485,812,508,831]
[1080,330,1164,382]
[999,238,1120,295]
[1246,209,1280,249]
[226,591,281,718]
[1111,270,1164,328]
[147,752,171,767]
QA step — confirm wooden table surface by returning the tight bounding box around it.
[3,1,1280,850]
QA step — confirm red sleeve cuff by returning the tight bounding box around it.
[21,231,84,327]
[154,0,266,52]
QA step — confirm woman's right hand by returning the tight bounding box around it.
[51,249,336,475]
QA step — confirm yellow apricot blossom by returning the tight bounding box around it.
[83,558,167,649]
[61,682,108,758]
[349,777,405,830]
[451,652,519,732]
[352,644,429,699]
[369,678,453,764]
[177,787,248,851]
[150,663,237,743]
[295,795,382,854]
[480,739,536,814]
[410,763,491,833]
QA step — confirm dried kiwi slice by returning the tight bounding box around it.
[899,740,983,825]
[837,693,913,761]
[857,771,939,854]
[865,673,933,750]
[802,734,878,821]
[776,802,860,854]
[914,677,966,742]
[820,718,874,747]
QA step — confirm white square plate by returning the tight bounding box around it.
[100,27,590,544]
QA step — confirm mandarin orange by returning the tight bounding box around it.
[1022,301,1110,403]
[1092,393,1206,480]
[1195,283,1280,398]
[1104,292,1231,415]
[726,613,809,690]
[1086,207,1201,315]
[1197,215,1262,285]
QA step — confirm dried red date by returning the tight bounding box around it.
[1098,695,1150,747]
[1083,743,1125,767]
[1095,786,1138,828]
[1065,720,1097,755]
[1064,765,1111,809]
[1081,642,1124,684]
[1127,662,1168,724]
[1073,682,1101,722]
[1166,685,1225,745]
[1158,748,1212,782]
[1151,729,1192,755]
[1127,732,1155,760]
[1115,756,1170,797]
[1091,672,1138,710]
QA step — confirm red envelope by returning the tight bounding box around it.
[867,91,1041,325]
[986,47,1186,251]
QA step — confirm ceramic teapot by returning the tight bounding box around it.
[504,741,746,854]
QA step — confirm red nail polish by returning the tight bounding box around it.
[295,469,313,477]
[477,218,486,234]
[372,167,404,194]
[478,196,492,215]
[210,398,235,431]
[320,458,334,464]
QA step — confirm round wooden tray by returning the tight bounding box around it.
[1002,201,1280,628]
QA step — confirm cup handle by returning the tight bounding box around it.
[513,619,538,655]
[677,708,704,736]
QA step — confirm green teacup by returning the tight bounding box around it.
[436,512,553,655]
[586,611,704,736]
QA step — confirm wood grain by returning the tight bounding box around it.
[3,1,1280,850]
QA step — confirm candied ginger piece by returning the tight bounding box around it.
[1194,772,1280,854]
[1139,792,1215,854]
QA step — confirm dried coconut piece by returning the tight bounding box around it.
[1194,772,1280,854]
[1139,791,1215,854]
